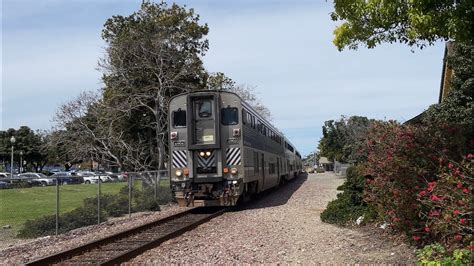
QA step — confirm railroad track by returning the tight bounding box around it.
[26,207,225,265]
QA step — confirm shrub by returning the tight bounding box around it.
[416,243,472,265]
[17,184,173,238]
[18,206,99,238]
[363,120,473,248]
[83,193,130,218]
[417,157,473,248]
[321,165,376,225]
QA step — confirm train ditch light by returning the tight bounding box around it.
[232,128,241,137]
[170,131,178,140]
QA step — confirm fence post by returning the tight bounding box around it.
[97,177,101,224]
[55,177,59,236]
[128,174,132,218]
[154,171,158,200]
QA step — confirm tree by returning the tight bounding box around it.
[422,43,474,157]
[0,127,48,172]
[318,116,373,162]
[206,72,272,120]
[331,0,473,51]
[51,91,156,171]
[99,2,209,170]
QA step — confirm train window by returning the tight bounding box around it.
[251,116,255,128]
[242,109,247,124]
[197,100,212,118]
[287,143,294,152]
[221,107,239,125]
[172,109,186,128]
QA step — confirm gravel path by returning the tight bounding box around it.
[129,172,416,264]
[1,172,416,264]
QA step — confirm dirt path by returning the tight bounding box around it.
[129,172,416,264]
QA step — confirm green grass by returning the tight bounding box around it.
[0,180,169,233]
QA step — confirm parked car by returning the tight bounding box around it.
[0,180,10,189]
[18,173,56,186]
[76,171,100,184]
[49,172,83,185]
[100,171,123,182]
[0,172,10,178]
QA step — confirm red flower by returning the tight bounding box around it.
[418,190,427,197]
[467,153,474,159]
[453,169,460,177]
[412,236,421,241]
[460,218,466,224]
[448,163,454,169]
[430,195,442,201]
[468,245,474,250]
[424,227,430,232]
[457,182,463,189]
[458,200,466,206]
[429,210,440,217]
[453,209,461,215]
[427,182,436,191]
[463,188,470,193]
[454,235,462,241]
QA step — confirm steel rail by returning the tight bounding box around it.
[26,207,225,265]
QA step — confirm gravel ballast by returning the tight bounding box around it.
[129,172,415,264]
[0,205,188,265]
[1,172,416,264]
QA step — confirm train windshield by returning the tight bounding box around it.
[172,109,186,127]
[197,100,212,118]
[221,107,239,125]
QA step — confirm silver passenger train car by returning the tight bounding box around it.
[168,90,303,206]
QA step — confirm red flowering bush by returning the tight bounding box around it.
[418,157,473,248]
[363,120,473,249]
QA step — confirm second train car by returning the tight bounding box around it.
[169,90,302,206]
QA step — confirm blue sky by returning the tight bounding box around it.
[2,0,444,156]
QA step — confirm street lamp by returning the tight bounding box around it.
[19,151,23,173]
[10,136,16,178]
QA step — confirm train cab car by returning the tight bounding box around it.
[169,90,302,207]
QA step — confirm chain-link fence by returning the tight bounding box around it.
[0,170,169,248]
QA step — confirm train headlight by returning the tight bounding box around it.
[199,151,205,157]
[205,151,211,157]
[230,168,238,175]
[175,170,183,177]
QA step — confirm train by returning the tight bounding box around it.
[168,90,303,206]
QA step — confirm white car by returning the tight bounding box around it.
[18,173,56,186]
[76,171,112,184]
[0,172,10,178]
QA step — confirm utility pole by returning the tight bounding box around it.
[313,148,317,169]
[10,136,16,178]
[19,151,23,173]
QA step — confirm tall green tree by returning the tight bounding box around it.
[0,127,48,172]
[99,2,209,169]
[331,0,473,51]
[318,116,374,162]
